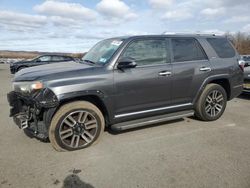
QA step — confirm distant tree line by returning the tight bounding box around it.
[226,32,250,55]
[0,51,85,59]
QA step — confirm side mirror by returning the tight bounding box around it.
[36,59,41,62]
[117,57,137,69]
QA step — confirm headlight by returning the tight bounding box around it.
[13,81,44,93]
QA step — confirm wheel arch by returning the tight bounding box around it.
[56,91,111,126]
[209,79,231,100]
[193,75,231,104]
[17,65,28,72]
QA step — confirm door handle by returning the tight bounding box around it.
[159,71,172,76]
[199,67,211,72]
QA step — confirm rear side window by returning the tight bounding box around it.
[172,38,207,62]
[207,38,235,58]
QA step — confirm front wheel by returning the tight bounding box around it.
[49,101,105,151]
[195,84,227,121]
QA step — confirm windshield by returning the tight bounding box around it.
[243,56,250,61]
[82,39,123,65]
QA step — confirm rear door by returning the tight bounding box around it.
[113,38,173,119]
[170,37,211,105]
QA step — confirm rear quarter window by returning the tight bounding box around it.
[207,38,235,58]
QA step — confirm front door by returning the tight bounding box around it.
[113,38,172,120]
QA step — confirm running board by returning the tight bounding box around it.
[111,110,194,131]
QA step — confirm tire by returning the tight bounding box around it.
[195,83,227,121]
[49,101,105,151]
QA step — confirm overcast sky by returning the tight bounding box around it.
[0,0,250,52]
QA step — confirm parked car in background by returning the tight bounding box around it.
[0,58,20,64]
[9,55,76,74]
[241,55,250,66]
[7,34,243,151]
[242,55,250,93]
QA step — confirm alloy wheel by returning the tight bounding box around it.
[59,110,98,149]
[205,90,224,117]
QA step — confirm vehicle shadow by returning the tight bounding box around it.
[237,93,250,100]
[106,118,185,135]
[62,174,95,188]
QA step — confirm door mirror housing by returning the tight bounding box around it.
[36,59,41,62]
[117,57,137,69]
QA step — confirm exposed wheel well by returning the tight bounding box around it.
[17,66,28,72]
[59,95,110,125]
[209,79,231,100]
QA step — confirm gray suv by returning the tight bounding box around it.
[7,34,244,151]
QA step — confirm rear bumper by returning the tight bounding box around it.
[230,84,243,100]
[243,79,250,93]
[243,89,250,93]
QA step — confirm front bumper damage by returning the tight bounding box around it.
[7,88,59,140]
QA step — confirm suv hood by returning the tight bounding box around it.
[14,62,94,82]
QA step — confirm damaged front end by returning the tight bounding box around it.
[7,87,59,141]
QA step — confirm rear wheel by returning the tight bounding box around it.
[49,101,105,151]
[195,84,227,121]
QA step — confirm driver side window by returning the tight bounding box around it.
[121,39,170,66]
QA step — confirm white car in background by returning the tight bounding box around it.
[0,58,23,64]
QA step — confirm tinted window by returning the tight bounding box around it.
[207,38,235,58]
[64,56,73,61]
[172,38,207,62]
[38,56,51,62]
[52,56,65,61]
[121,39,169,66]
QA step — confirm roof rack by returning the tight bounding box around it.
[162,31,223,36]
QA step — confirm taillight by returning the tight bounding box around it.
[238,59,245,71]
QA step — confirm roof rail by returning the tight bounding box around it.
[162,31,223,36]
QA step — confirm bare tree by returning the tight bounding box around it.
[226,32,250,55]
